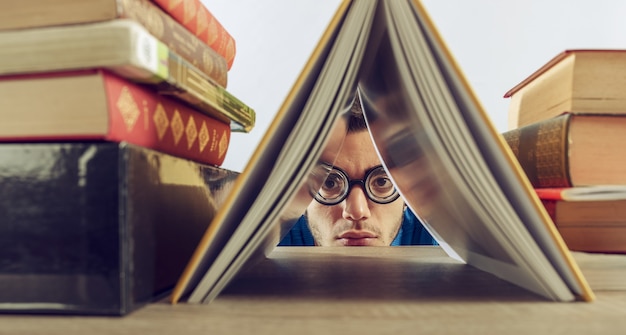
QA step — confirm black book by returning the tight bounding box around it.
[0,142,238,315]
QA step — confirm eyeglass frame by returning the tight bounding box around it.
[310,162,400,206]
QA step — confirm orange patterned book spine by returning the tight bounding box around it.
[151,0,236,69]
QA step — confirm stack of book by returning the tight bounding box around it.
[0,0,252,315]
[502,49,626,254]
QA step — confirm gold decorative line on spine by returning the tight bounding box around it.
[198,122,210,152]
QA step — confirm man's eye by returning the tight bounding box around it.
[321,173,345,194]
[374,177,390,187]
[323,179,337,189]
[370,176,395,196]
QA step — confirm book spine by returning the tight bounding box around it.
[118,0,228,87]
[557,227,626,253]
[112,20,253,132]
[534,188,568,200]
[102,70,231,166]
[150,0,236,69]
[158,51,255,133]
[501,114,573,188]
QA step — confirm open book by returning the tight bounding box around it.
[171,0,594,303]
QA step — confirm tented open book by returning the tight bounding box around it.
[171,0,594,303]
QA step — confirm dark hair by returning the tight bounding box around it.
[347,93,367,133]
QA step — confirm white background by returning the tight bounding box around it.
[203,0,626,172]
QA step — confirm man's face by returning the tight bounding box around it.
[306,130,405,246]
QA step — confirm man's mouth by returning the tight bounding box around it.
[337,231,377,246]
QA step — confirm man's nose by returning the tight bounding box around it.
[342,185,371,221]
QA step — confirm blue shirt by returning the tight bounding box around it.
[278,209,438,246]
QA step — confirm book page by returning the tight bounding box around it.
[175,0,378,303]
[359,0,591,301]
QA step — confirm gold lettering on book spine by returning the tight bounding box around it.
[185,116,198,149]
[218,130,228,159]
[116,86,140,132]
[535,116,569,187]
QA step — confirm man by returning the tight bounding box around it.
[279,94,437,246]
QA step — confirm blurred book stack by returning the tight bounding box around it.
[0,0,252,315]
[502,49,626,254]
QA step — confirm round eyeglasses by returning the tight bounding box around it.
[310,163,400,205]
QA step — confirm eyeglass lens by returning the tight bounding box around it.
[311,164,399,205]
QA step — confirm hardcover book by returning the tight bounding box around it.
[0,69,231,167]
[0,19,255,133]
[0,142,239,315]
[502,113,626,188]
[151,0,236,69]
[504,49,626,129]
[170,0,594,304]
[540,198,626,253]
[0,0,229,87]
[535,186,626,201]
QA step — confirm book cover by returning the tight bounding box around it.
[151,0,236,69]
[0,19,255,133]
[171,0,593,305]
[0,69,231,166]
[502,113,626,187]
[504,49,626,129]
[0,142,239,315]
[0,0,228,87]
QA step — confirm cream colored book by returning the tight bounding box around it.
[171,0,594,304]
[0,19,255,132]
[505,49,626,129]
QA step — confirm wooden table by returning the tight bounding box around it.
[1,246,625,334]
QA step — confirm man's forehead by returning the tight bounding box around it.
[320,132,382,178]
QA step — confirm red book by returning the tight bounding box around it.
[535,186,626,201]
[0,69,231,166]
[151,0,236,69]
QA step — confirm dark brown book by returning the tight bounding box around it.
[502,113,626,188]
[0,0,228,87]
